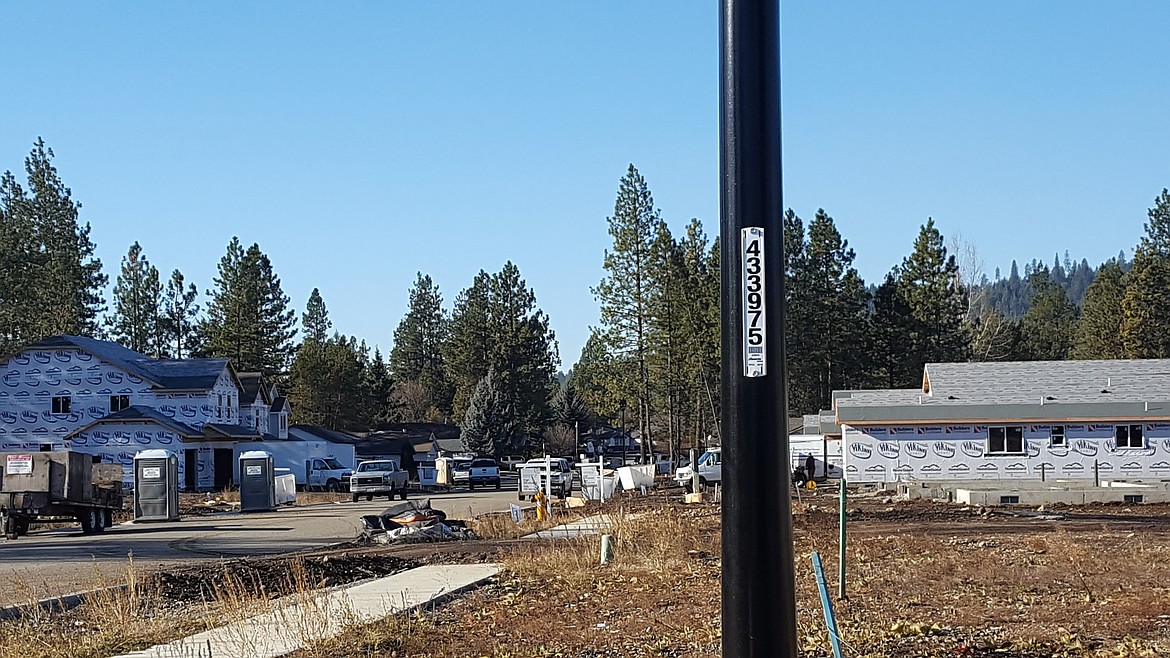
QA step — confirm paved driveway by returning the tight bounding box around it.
[0,486,518,606]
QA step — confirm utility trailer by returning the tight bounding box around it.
[1,451,124,540]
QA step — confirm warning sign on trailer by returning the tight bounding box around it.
[741,227,766,377]
[5,454,33,475]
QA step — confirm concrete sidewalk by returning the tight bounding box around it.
[523,513,620,539]
[112,563,500,658]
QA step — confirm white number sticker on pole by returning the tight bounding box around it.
[741,227,766,377]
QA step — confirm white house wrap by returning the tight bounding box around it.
[835,360,1170,484]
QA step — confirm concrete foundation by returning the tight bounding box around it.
[890,478,1170,506]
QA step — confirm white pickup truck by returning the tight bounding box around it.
[349,460,409,502]
[467,457,501,489]
[305,457,352,492]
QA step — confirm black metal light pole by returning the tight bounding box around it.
[720,0,797,656]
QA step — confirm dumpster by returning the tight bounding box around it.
[238,451,276,512]
[134,449,180,522]
[274,467,297,506]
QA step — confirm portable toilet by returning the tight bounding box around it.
[134,449,180,522]
[238,451,276,513]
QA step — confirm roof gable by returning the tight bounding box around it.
[66,405,202,439]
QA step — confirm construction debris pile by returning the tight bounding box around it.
[358,499,478,545]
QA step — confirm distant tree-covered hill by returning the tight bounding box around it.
[979,251,1129,318]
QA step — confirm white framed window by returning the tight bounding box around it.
[1049,425,1066,447]
[987,426,1025,455]
[51,396,71,414]
[1115,424,1145,449]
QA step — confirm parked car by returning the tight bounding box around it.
[350,460,409,502]
[468,458,501,489]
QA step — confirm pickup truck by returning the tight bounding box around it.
[518,457,573,500]
[467,458,501,490]
[349,460,409,502]
[305,457,352,492]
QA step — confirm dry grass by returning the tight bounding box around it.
[0,552,415,658]
[0,559,202,658]
[292,497,1170,658]
[8,494,1170,657]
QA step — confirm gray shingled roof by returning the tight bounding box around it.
[18,336,232,391]
[237,372,266,405]
[203,423,262,439]
[835,359,1170,424]
[138,358,231,391]
[65,405,202,439]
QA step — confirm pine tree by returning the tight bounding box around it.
[0,140,106,347]
[568,330,621,421]
[1018,266,1078,361]
[0,170,39,351]
[783,210,817,413]
[389,273,452,416]
[362,347,395,426]
[460,369,520,457]
[671,219,721,450]
[302,288,331,344]
[646,219,685,462]
[869,273,919,388]
[201,238,296,374]
[109,242,162,355]
[446,270,491,418]
[897,218,969,369]
[1072,261,1126,360]
[160,270,200,358]
[447,262,558,439]
[1121,190,1170,358]
[594,165,660,452]
[289,333,365,430]
[800,210,870,411]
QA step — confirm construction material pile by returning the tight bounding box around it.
[358,499,478,544]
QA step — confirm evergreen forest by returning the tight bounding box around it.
[4,141,1170,458]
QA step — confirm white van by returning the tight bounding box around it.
[674,447,722,490]
[675,440,842,491]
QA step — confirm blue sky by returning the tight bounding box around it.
[3,2,1168,368]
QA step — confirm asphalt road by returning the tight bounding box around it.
[0,483,521,607]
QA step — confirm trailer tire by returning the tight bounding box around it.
[15,518,30,537]
[94,510,107,533]
[103,509,113,530]
[3,515,17,540]
[79,509,97,535]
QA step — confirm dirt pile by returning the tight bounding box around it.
[147,553,418,603]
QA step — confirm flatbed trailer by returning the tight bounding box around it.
[1,451,123,540]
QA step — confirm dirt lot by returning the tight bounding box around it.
[5,485,1170,657]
